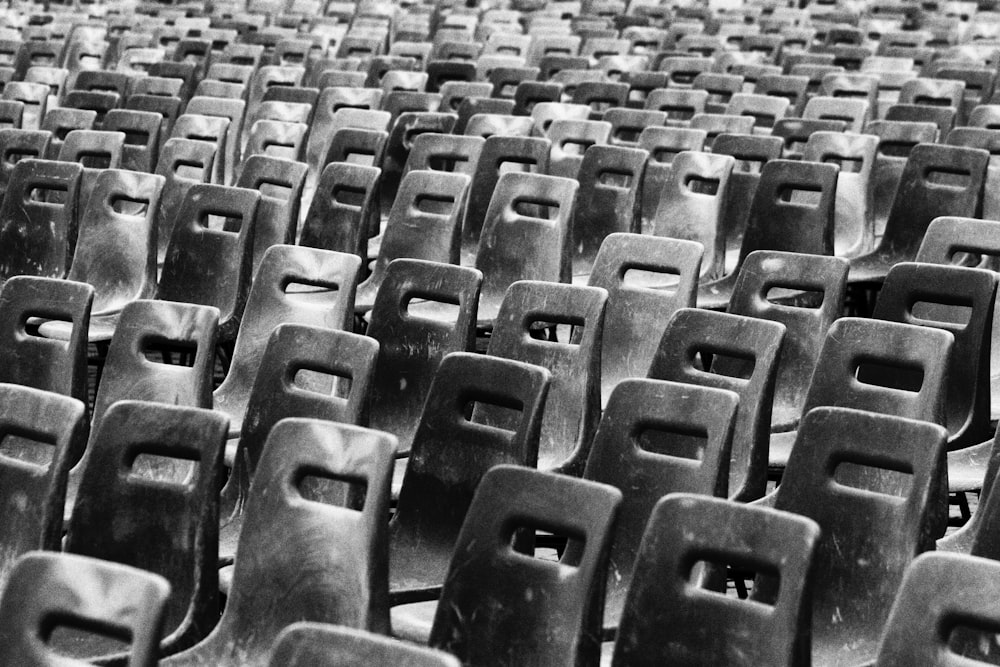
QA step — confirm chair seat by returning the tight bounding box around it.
[948,440,992,493]
[390,600,438,644]
[767,429,798,469]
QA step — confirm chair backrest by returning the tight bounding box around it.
[586,379,739,632]
[66,401,227,653]
[802,96,870,131]
[589,233,702,405]
[649,307,786,501]
[875,552,1000,666]
[772,118,848,159]
[0,128,51,201]
[0,276,92,401]
[652,151,736,282]
[233,155,307,273]
[874,262,997,448]
[865,119,939,237]
[546,118,612,179]
[152,137,216,266]
[65,170,165,316]
[300,161,381,260]
[775,406,948,667]
[612,493,820,667]
[184,96,244,185]
[637,125,707,232]
[0,385,86,588]
[367,259,481,456]
[0,552,170,667]
[403,132,484,179]
[174,419,394,663]
[157,184,260,332]
[102,109,161,174]
[0,158,82,282]
[41,107,95,160]
[947,126,1000,222]
[428,465,621,667]
[476,171,578,316]
[270,623,461,667]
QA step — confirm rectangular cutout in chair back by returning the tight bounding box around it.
[331,183,367,208]
[734,157,765,174]
[507,520,586,566]
[262,138,296,153]
[0,429,57,467]
[122,129,150,146]
[688,555,781,604]
[947,619,1000,662]
[855,357,925,393]
[832,88,871,100]
[54,126,76,141]
[343,150,377,167]
[741,111,776,128]
[26,183,68,205]
[705,347,756,381]
[910,300,973,327]
[513,196,560,221]
[414,192,457,215]
[652,147,683,164]
[427,154,470,172]
[47,616,132,658]
[259,180,293,201]
[924,167,972,188]
[558,138,594,156]
[636,421,708,461]
[660,104,698,118]
[110,195,150,216]
[765,286,825,308]
[283,279,340,308]
[685,174,720,195]
[832,457,913,498]
[623,266,681,291]
[4,149,38,165]
[77,151,113,169]
[467,394,525,433]
[293,366,350,399]
[878,141,918,158]
[613,126,642,144]
[822,154,864,173]
[295,465,368,510]
[913,95,953,107]
[174,160,208,181]
[598,168,633,188]
[777,183,823,206]
[140,337,198,367]
[128,447,199,485]
[498,158,538,175]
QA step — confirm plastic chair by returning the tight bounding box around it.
[270,623,460,667]
[849,144,988,285]
[56,128,124,214]
[157,184,260,342]
[0,552,170,667]
[151,138,216,268]
[367,259,481,457]
[0,385,86,588]
[102,109,161,174]
[300,162,381,261]
[214,245,360,452]
[218,324,379,563]
[3,81,48,131]
[475,172,578,325]
[585,380,740,635]
[0,129,51,202]
[165,419,394,666]
[66,401,227,658]
[612,493,820,667]
[689,113,756,149]
[865,120,939,238]
[947,127,1000,222]
[392,465,620,667]
[802,96,870,132]
[170,114,231,186]
[0,158,83,283]
[774,406,947,666]
[184,96,245,186]
[40,107,95,160]
[233,155,307,273]
[389,353,550,604]
[772,118,847,160]
[636,126,707,233]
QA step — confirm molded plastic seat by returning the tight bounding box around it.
[184,96,245,186]
[475,172,578,325]
[102,109,161,174]
[214,245,361,449]
[389,352,550,604]
[56,128,124,212]
[0,551,170,667]
[165,419,395,667]
[637,126,707,233]
[324,127,389,170]
[0,129,51,202]
[3,81,48,131]
[270,623,460,667]
[0,158,83,283]
[774,406,947,667]
[849,144,988,285]
[772,118,847,160]
[218,324,379,562]
[545,118,612,180]
[157,184,260,341]
[393,465,620,667]
[66,401,228,658]
[300,162,381,260]
[865,120,939,238]
[612,493,820,667]
[368,259,481,457]
[40,107,96,160]
[724,93,790,133]
[234,155,307,273]
[37,170,165,343]
[0,385,86,588]
[152,138,216,268]
[689,113,756,149]
[586,380,740,635]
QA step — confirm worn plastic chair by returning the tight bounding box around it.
[393,465,620,667]
[66,401,227,658]
[184,96,245,186]
[772,118,847,160]
[389,352,550,604]
[586,379,740,635]
[612,493,820,667]
[157,184,260,342]
[165,419,394,667]
[0,384,86,588]
[699,159,838,310]
[475,172,577,325]
[234,155,307,273]
[0,551,170,667]
[40,107,95,160]
[3,81,48,131]
[874,552,1000,666]
[689,113,756,149]
[636,126,707,233]
[0,129,51,202]
[849,144,988,285]
[865,120,939,238]
[0,158,83,283]
[300,162,381,261]
[214,245,360,454]
[271,622,460,667]
[56,128,124,214]
[36,170,165,343]
[546,118,612,179]
[773,406,947,666]
[219,324,379,563]
[102,108,161,174]
[368,259,481,457]
[152,138,216,268]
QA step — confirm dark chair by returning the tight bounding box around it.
[66,401,228,658]
[612,493,820,667]
[865,119,939,238]
[0,158,82,283]
[0,385,86,588]
[299,162,381,261]
[771,118,847,160]
[545,118,612,179]
[774,406,947,666]
[56,128,124,213]
[184,96,245,186]
[103,108,161,174]
[0,128,51,202]
[270,623,460,667]
[0,552,170,667]
[164,419,395,666]
[157,184,260,342]
[40,107,95,160]
[388,352,549,603]
[636,126,707,233]
[367,259,481,457]
[586,379,740,636]
[151,137,216,268]
[233,155,307,273]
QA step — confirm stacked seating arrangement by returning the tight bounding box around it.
[7,0,1000,664]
